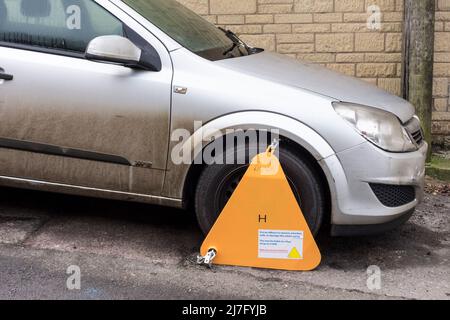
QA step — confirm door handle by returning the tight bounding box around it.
[0,72,13,81]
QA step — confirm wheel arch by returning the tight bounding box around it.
[179,111,336,225]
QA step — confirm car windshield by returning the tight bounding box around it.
[122,0,248,60]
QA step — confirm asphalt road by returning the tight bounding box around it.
[0,182,449,300]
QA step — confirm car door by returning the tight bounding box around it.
[0,0,172,195]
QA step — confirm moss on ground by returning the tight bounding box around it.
[426,154,450,182]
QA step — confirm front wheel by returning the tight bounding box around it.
[195,145,326,236]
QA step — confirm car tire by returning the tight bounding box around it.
[195,143,326,236]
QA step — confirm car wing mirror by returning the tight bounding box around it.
[86,35,156,71]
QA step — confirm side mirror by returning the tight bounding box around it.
[86,35,147,69]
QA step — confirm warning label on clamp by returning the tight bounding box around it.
[258,230,304,260]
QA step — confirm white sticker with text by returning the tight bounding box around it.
[258,230,304,260]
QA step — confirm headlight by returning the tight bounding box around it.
[333,102,417,152]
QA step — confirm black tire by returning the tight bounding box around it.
[195,143,326,236]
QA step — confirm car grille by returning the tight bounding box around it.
[410,129,424,145]
[370,184,416,208]
[404,117,424,146]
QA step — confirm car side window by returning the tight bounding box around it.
[0,0,124,53]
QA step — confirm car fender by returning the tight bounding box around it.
[163,111,342,203]
[184,111,335,161]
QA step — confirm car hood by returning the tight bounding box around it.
[216,51,415,123]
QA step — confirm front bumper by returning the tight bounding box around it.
[320,141,427,232]
[331,209,415,237]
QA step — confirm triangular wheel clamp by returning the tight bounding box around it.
[200,150,321,271]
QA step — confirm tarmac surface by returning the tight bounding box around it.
[0,179,448,300]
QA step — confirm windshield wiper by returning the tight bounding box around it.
[223,42,238,56]
[219,27,249,56]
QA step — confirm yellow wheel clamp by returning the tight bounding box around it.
[198,140,321,271]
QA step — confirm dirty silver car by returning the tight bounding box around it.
[0,0,427,236]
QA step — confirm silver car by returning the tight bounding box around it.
[0,0,427,236]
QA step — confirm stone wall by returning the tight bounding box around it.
[434,0,450,147]
[177,0,450,147]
